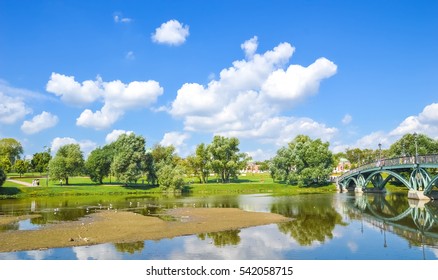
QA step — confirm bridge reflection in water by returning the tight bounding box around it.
[348,193,438,259]
[337,154,438,200]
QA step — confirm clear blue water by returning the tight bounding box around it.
[0,192,437,260]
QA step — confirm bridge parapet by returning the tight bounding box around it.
[338,154,438,182]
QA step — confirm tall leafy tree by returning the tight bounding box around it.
[207,136,250,183]
[85,146,113,184]
[111,133,147,185]
[13,159,29,177]
[388,133,438,157]
[270,135,333,186]
[0,157,12,173]
[185,143,210,183]
[0,138,23,165]
[31,151,52,174]
[48,144,84,185]
[151,144,185,190]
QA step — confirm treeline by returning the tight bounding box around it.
[1,133,438,189]
[48,134,249,190]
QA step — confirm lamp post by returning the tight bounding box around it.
[378,143,382,161]
[413,132,418,164]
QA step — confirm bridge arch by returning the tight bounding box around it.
[363,170,411,191]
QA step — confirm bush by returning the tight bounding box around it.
[0,168,6,187]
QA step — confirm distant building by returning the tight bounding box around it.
[243,162,260,173]
[334,158,351,173]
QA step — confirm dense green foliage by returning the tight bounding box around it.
[0,138,23,165]
[185,143,210,183]
[0,168,6,187]
[208,136,250,183]
[270,135,333,186]
[0,156,12,173]
[111,133,147,185]
[388,133,438,157]
[151,144,185,190]
[85,146,113,184]
[31,151,51,174]
[13,159,29,177]
[48,144,85,185]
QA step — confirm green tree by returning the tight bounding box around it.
[0,138,23,165]
[0,168,6,187]
[13,159,29,177]
[31,151,52,174]
[0,156,12,173]
[48,144,84,185]
[388,133,438,157]
[270,135,333,186]
[185,143,210,183]
[156,163,185,191]
[207,136,250,183]
[111,133,147,185]
[85,146,113,184]
[151,144,185,190]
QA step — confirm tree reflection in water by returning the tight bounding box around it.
[271,196,346,246]
[198,229,241,247]
[113,241,145,254]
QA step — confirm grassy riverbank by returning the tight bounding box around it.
[1,173,339,198]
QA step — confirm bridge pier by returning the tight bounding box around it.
[354,187,363,193]
[407,190,431,201]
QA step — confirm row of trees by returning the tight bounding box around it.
[48,134,250,190]
[1,132,437,188]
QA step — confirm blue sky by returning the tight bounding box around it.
[1,0,437,160]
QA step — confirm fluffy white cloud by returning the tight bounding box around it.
[46,73,102,106]
[47,73,163,130]
[169,38,337,146]
[21,111,59,134]
[160,132,191,156]
[0,92,31,124]
[241,36,259,58]
[151,19,189,46]
[390,103,438,138]
[50,137,96,157]
[105,129,134,143]
[342,114,352,125]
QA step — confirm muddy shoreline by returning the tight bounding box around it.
[0,208,289,253]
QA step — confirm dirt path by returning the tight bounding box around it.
[6,179,33,187]
[0,208,290,252]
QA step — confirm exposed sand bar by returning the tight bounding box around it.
[0,208,289,252]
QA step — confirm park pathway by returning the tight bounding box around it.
[6,179,32,187]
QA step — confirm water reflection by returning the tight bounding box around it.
[346,193,438,257]
[270,196,347,246]
[198,230,241,247]
[113,241,145,254]
[0,193,438,260]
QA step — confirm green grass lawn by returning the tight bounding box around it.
[1,172,338,198]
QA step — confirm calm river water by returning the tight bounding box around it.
[0,192,437,260]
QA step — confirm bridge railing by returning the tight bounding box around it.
[337,154,438,182]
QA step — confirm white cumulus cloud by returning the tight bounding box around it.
[160,131,191,156]
[46,73,163,130]
[152,19,189,46]
[50,137,96,158]
[0,92,31,124]
[169,38,337,146]
[21,111,59,134]
[105,129,134,143]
